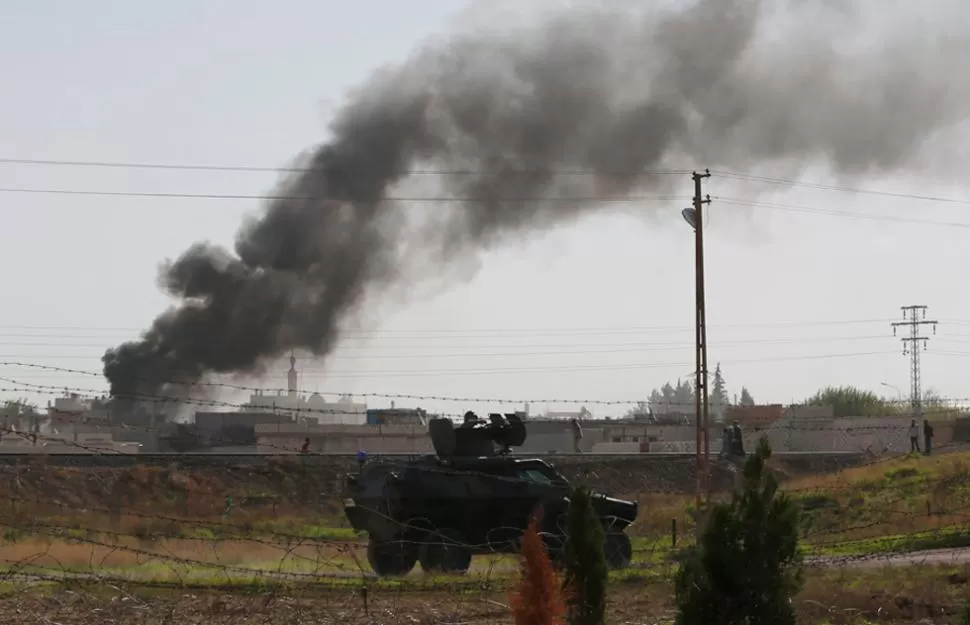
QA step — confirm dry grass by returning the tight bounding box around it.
[0,564,963,624]
[798,564,970,623]
[0,533,522,584]
[0,535,351,568]
[0,454,965,625]
[622,451,970,556]
[0,535,364,582]
[3,451,970,600]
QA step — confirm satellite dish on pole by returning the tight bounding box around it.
[681,208,697,230]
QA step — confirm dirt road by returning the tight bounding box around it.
[808,546,970,569]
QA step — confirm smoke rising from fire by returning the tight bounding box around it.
[102,0,970,400]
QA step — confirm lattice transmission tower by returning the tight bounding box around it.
[891,305,938,417]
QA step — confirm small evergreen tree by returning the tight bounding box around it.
[562,486,608,625]
[674,437,803,625]
[510,511,566,625]
[739,387,755,406]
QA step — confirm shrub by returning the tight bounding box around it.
[510,510,566,625]
[675,437,803,625]
[562,486,607,625]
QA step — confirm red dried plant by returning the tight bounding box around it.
[509,509,567,625]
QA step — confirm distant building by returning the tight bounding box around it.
[726,404,785,428]
[239,354,367,425]
[193,411,294,446]
[544,406,593,420]
[47,393,109,427]
[365,405,428,426]
[190,353,369,449]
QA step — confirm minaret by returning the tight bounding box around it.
[287,352,298,399]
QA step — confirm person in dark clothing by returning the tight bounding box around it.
[923,419,934,456]
[731,422,745,457]
[570,418,583,453]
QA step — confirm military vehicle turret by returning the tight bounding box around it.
[342,411,638,577]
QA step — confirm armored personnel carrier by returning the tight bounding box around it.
[342,411,638,577]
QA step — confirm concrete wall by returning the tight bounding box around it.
[0,433,140,454]
[517,420,702,453]
[515,420,577,454]
[250,414,961,456]
[739,415,957,453]
[255,422,433,454]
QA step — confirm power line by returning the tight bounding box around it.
[2,157,965,206]
[5,184,969,228]
[12,335,970,363]
[716,196,970,228]
[0,334,909,351]
[711,170,970,205]
[0,156,690,176]
[0,186,687,204]
[0,350,902,382]
[0,317,902,334]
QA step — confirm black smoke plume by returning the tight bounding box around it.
[103,0,970,400]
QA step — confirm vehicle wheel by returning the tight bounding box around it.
[367,537,417,577]
[419,528,472,574]
[541,533,567,569]
[603,531,633,570]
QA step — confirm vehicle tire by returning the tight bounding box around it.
[367,536,417,577]
[603,530,633,570]
[418,528,472,574]
[527,500,568,568]
[541,532,568,569]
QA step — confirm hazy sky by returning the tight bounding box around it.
[3,0,970,418]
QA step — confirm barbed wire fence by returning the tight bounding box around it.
[1,367,970,620]
[0,429,968,623]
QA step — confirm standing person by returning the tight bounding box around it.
[923,419,934,456]
[570,418,584,454]
[731,421,745,457]
[909,419,920,453]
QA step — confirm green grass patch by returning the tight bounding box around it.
[807,524,970,557]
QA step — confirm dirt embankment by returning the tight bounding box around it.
[0,454,861,522]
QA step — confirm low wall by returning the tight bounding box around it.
[739,416,956,453]
[248,415,964,455]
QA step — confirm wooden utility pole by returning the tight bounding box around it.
[693,170,712,511]
[682,170,712,517]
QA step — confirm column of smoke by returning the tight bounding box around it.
[102,0,970,409]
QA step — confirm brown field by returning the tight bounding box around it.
[0,563,966,624]
[0,451,968,622]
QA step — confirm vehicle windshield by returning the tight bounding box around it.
[516,465,567,485]
[518,469,553,484]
